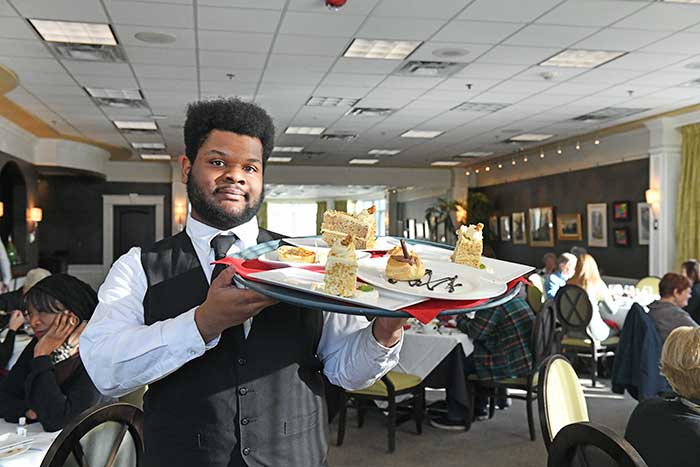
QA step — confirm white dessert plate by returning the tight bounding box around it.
[247,268,428,310]
[258,249,370,268]
[357,257,508,301]
[284,236,397,252]
[0,433,33,459]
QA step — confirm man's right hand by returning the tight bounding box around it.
[194,266,278,343]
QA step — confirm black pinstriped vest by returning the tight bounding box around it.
[140,230,328,467]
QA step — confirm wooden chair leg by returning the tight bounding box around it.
[414,388,424,435]
[388,397,397,453]
[357,400,366,428]
[337,392,347,446]
[591,351,598,388]
[488,390,496,420]
[526,389,536,442]
[465,382,475,429]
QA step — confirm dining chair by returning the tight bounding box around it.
[547,422,648,467]
[118,386,146,410]
[527,274,545,313]
[538,354,589,451]
[467,300,560,441]
[635,276,661,295]
[41,402,144,467]
[555,285,618,387]
[336,371,424,453]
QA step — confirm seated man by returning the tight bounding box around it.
[544,253,577,300]
[625,326,700,467]
[0,268,51,319]
[538,252,557,276]
[430,297,535,430]
[648,273,698,342]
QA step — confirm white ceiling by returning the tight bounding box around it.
[2,0,700,167]
[265,183,385,200]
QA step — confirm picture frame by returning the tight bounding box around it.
[500,215,511,241]
[489,215,499,238]
[587,203,608,248]
[637,203,650,245]
[557,213,582,241]
[512,212,527,245]
[614,227,630,247]
[612,201,631,222]
[528,206,555,247]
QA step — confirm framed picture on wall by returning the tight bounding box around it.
[557,213,582,241]
[612,201,631,222]
[489,215,498,237]
[500,216,511,241]
[512,212,527,244]
[587,203,608,248]
[637,203,650,245]
[614,227,631,247]
[528,206,555,247]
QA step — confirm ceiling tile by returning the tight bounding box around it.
[266,54,336,73]
[574,28,671,52]
[14,0,108,22]
[18,71,76,86]
[641,32,700,55]
[74,73,139,88]
[0,1,15,16]
[372,0,467,19]
[603,52,690,71]
[0,38,52,58]
[0,56,64,73]
[107,1,193,27]
[377,76,444,90]
[113,25,195,49]
[433,20,524,44]
[312,84,371,98]
[139,78,197,92]
[273,34,349,56]
[454,62,527,79]
[198,30,273,52]
[125,45,196,65]
[199,0,284,7]
[198,6,281,33]
[198,50,267,69]
[613,3,700,32]
[406,41,491,63]
[477,45,561,66]
[569,68,646,84]
[625,70,697,87]
[358,17,445,40]
[199,67,263,83]
[536,1,649,27]
[62,61,133,77]
[280,12,366,37]
[321,72,385,87]
[0,17,37,40]
[460,0,563,23]
[132,64,197,80]
[332,58,401,75]
[504,24,598,48]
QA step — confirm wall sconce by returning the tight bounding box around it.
[645,188,660,230]
[174,202,187,232]
[26,207,42,243]
[0,202,3,218]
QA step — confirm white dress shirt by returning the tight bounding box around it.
[80,214,402,397]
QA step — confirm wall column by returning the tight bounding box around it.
[171,161,187,235]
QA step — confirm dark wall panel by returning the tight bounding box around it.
[475,159,649,279]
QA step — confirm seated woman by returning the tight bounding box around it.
[625,326,700,467]
[681,260,700,324]
[648,273,698,342]
[566,254,616,341]
[0,274,112,431]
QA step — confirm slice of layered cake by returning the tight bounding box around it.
[450,223,484,268]
[324,234,359,297]
[321,206,376,249]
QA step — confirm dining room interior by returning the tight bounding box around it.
[1,0,700,466]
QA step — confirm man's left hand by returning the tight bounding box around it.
[372,317,409,348]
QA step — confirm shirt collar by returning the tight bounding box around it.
[185,212,259,250]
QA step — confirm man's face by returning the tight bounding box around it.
[180,130,264,230]
[674,287,691,308]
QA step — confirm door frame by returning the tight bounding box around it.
[103,194,164,272]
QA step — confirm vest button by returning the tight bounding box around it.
[238,357,246,366]
[241,418,249,425]
[242,447,251,456]
[239,387,248,396]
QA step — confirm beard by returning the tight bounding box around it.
[186,170,264,230]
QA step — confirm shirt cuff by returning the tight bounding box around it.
[366,323,403,356]
[30,356,54,373]
[161,308,220,363]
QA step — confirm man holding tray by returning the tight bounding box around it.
[80,98,407,467]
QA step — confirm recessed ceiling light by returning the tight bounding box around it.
[401,130,443,139]
[475,169,480,174]
[132,142,165,150]
[523,157,528,163]
[512,160,516,166]
[29,19,117,46]
[431,161,461,167]
[458,151,494,157]
[346,107,395,117]
[134,31,176,44]
[114,120,157,130]
[539,49,626,69]
[268,156,292,163]
[306,96,360,107]
[273,146,304,153]
[285,126,325,135]
[344,38,421,60]
[432,48,469,58]
[369,149,401,156]
[485,166,491,172]
[465,171,471,176]
[498,163,503,169]
[349,158,380,165]
[451,102,510,113]
[140,154,171,161]
[85,87,142,100]
[508,133,553,142]
[594,139,600,145]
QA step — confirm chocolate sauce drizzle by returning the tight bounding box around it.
[388,269,463,293]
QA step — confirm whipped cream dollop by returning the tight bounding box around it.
[457,223,484,242]
[327,237,357,265]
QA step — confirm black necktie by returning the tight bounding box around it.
[210,234,238,282]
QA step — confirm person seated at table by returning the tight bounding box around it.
[566,254,617,341]
[681,260,700,324]
[544,253,577,300]
[0,268,51,326]
[430,297,535,430]
[625,326,700,467]
[538,252,557,276]
[0,310,27,374]
[0,274,112,432]
[648,273,698,342]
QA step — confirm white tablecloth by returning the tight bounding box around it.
[600,294,658,329]
[0,420,59,467]
[394,328,473,379]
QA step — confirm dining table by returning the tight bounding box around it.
[0,420,58,467]
[394,323,473,379]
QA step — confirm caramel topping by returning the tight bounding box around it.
[340,234,354,247]
[367,205,376,215]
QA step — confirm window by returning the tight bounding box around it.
[348,198,387,236]
[266,202,318,237]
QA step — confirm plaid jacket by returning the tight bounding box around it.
[458,297,535,381]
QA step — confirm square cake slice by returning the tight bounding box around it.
[321,206,376,249]
[451,223,484,268]
[324,234,359,297]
